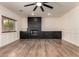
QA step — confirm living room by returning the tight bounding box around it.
[0,1,79,57]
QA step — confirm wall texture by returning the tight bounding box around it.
[0,5,22,47]
[42,17,62,31]
[61,5,79,46]
[20,18,28,31]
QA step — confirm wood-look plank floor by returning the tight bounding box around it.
[0,39,79,57]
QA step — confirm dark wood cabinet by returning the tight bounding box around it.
[27,17,41,38]
[40,31,62,39]
[20,31,28,39]
[20,17,62,39]
[20,31,62,39]
[28,17,41,31]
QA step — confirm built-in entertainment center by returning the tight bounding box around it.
[20,17,62,39]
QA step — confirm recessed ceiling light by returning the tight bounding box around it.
[36,2,42,6]
[48,13,51,16]
[32,12,35,16]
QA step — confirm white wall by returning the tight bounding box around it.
[61,5,79,46]
[20,18,28,31]
[0,5,23,47]
[42,17,62,31]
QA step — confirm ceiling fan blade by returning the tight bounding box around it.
[43,3,53,9]
[40,6,44,12]
[33,6,38,11]
[24,3,36,7]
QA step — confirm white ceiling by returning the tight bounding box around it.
[0,2,79,17]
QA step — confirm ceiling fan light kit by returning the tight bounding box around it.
[36,2,42,6]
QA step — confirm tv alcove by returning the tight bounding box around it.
[20,17,62,39]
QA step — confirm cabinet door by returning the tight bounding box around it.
[20,31,28,39]
[52,32,62,39]
[41,31,62,39]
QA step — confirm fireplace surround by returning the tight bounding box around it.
[20,17,62,39]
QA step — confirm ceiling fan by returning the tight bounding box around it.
[24,2,53,12]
